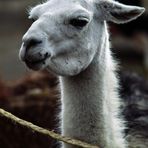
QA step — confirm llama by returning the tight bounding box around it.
[19,0,145,147]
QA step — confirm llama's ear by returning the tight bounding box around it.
[28,4,43,19]
[95,0,145,24]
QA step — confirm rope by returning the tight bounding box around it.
[0,108,99,148]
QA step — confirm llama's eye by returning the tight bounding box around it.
[69,18,89,28]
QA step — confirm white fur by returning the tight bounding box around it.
[19,0,145,147]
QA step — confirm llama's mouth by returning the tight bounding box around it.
[25,57,49,70]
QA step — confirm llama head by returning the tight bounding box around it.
[19,0,145,76]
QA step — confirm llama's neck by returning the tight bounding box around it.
[60,25,126,148]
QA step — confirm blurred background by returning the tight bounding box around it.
[0,0,148,148]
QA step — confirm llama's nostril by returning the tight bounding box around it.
[25,38,42,50]
[44,52,50,58]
